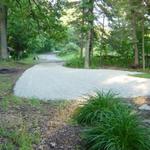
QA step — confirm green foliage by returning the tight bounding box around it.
[74,92,124,126]
[82,109,150,150]
[65,42,80,52]
[0,126,40,150]
[59,42,80,56]
[130,73,150,79]
[74,91,150,150]
[27,35,54,53]
[0,94,42,111]
[6,0,67,59]
[64,53,132,69]
[65,55,84,68]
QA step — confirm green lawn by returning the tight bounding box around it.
[131,73,150,79]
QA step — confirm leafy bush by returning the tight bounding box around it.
[64,53,132,69]
[59,43,80,56]
[65,42,80,52]
[27,35,54,54]
[65,56,84,68]
[74,92,125,126]
[83,109,150,150]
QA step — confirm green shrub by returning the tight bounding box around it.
[83,108,150,150]
[65,42,80,52]
[74,92,125,126]
[64,54,132,69]
[65,56,84,68]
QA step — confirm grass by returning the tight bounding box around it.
[63,53,100,69]
[83,109,150,150]
[131,73,150,79]
[0,61,41,110]
[65,56,84,68]
[73,92,127,126]
[0,59,42,149]
[74,91,150,150]
[0,125,40,150]
[0,54,37,68]
[0,94,42,111]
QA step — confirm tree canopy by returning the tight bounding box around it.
[0,0,150,69]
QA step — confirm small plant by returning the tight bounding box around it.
[74,91,125,126]
[0,125,40,150]
[82,108,150,150]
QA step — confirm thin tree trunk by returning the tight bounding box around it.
[142,17,145,70]
[84,31,91,68]
[100,14,105,65]
[89,0,94,58]
[89,26,93,57]
[80,33,84,58]
[0,4,8,59]
[84,0,94,68]
[80,6,84,58]
[131,13,139,67]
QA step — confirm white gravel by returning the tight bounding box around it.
[14,54,150,100]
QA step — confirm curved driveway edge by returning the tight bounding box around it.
[14,54,150,100]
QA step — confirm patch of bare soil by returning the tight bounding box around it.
[0,99,82,150]
[36,101,83,150]
[40,125,82,150]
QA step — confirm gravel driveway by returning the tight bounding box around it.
[14,54,150,100]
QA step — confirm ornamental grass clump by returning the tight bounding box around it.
[74,91,150,150]
[83,108,150,150]
[74,92,126,126]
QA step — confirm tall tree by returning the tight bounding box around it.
[84,0,94,68]
[0,4,8,59]
[80,2,85,58]
[129,0,139,67]
[0,0,66,59]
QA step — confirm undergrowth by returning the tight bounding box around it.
[0,125,40,150]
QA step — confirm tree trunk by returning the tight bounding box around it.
[100,14,105,65]
[80,33,84,58]
[89,0,94,58]
[84,0,94,68]
[0,4,8,59]
[80,6,84,58]
[89,26,93,57]
[84,31,91,68]
[131,12,139,67]
[142,16,145,70]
